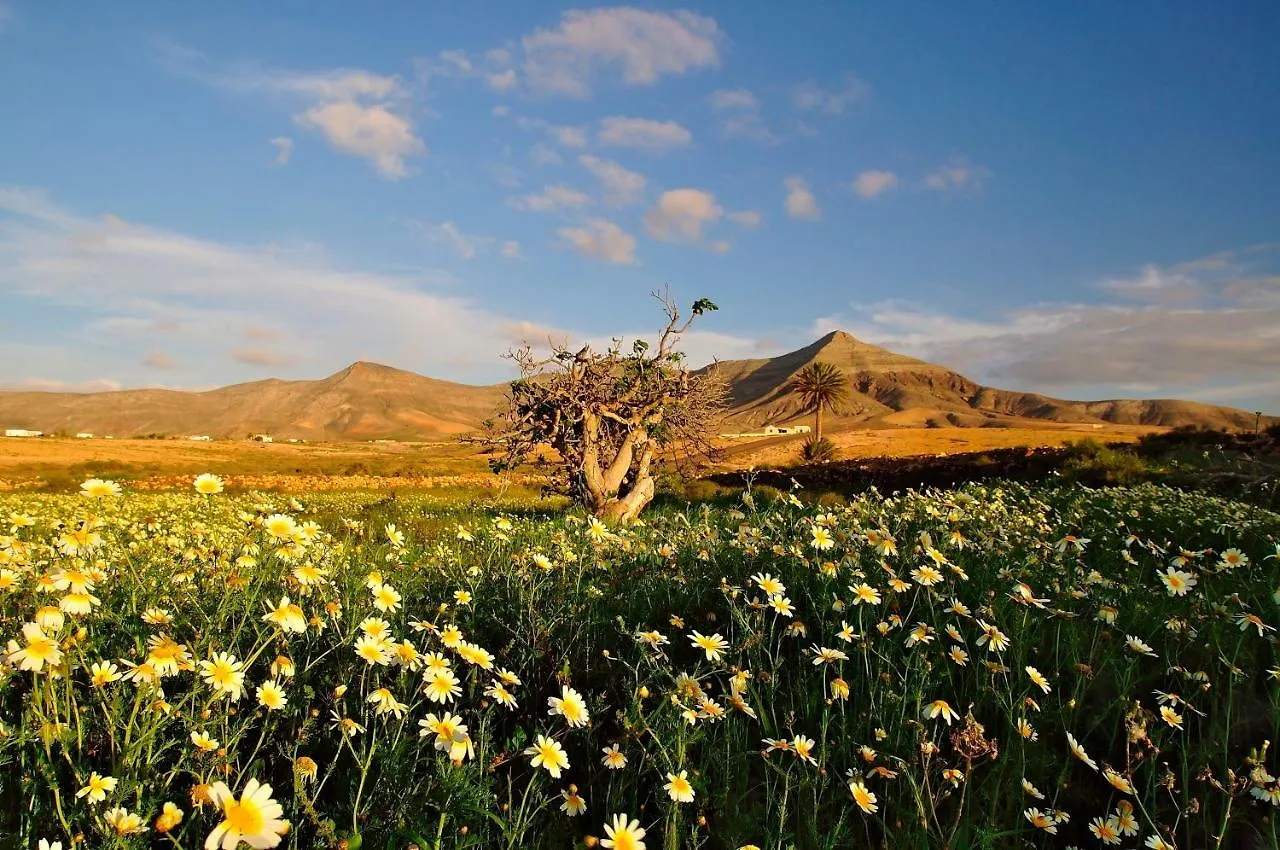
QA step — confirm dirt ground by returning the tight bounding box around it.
[1,423,1163,490]
[714,422,1162,469]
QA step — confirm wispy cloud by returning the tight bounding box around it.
[520,7,721,97]
[644,189,722,243]
[578,155,647,206]
[597,117,692,151]
[557,218,638,265]
[792,73,871,114]
[270,137,293,165]
[709,88,777,143]
[814,248,1280,407]
[507,184,591,213]
[852,169,898,199]
[923,158,991,193]
[783,176,820,220]
[0,186,524,383]
[160,45,426,179]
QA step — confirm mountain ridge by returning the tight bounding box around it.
[0,331,1268,439]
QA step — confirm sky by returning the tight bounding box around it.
[1,1,1278,410]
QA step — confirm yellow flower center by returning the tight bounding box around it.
[225,797,265,834]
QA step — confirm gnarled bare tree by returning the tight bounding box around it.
[491,291,728,522]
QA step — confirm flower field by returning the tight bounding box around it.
[2,477,1278,849]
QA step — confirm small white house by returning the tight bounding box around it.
[251,434,273,443]
[188,434,213,441]
[763,424,812,435]
[76,432,95,439]
[4,429,43,438]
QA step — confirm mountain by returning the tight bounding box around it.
[0,334,1268,440]
[0,362,506,440]
[712,331,1268,431]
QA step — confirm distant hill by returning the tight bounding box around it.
[710,331,1269,432]
[0,334,1269,440]
[0,362,506,440]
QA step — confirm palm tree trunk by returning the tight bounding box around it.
[815,404,823,441]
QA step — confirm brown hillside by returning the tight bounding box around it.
[710,330,1269,432]
[0,362,506,440]
[0,333,1269,441]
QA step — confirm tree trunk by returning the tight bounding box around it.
[596,443,656,524]
[815,404,824,441]
[598,473,655,524]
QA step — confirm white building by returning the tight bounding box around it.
[763,424,812,435]
[251,434,273,443]
[188,434,213,441]
[4,429,43,437]
[76,432,95,439]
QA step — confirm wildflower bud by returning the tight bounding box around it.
[584,837,599,848]
[638,686,650,699]
[459,826,469,835]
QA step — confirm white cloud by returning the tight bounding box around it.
[557,218,638,265]
[728,210,761,229]
[923,159,991,192]
[710,240,731,254]
[508,185,591,212]
[530,143,563,167]
[550,125,588,149]
[598,116,692,151]
[792,73,871,114]
[708,87,776,143]
[436,49,473,75]
[578,155,646,206]
[644,189,722,242]
[515,116,588,149]
[487,69,518,91]
[411,220,483,260]
[270,137,293,165]
[813,248,1280,408]
[0,188,792,390]
[521,7,720,97]
[784,176,820,220]
[0,186,536,385]
[295,101,425,179]
[853,169,898,199]
[226,67,402,101]
[709,88,758,111]
[492,104,511,117]
[175,53,427,180]
[501,241,523,260]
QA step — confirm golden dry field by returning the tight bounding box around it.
[1,425,1162,492]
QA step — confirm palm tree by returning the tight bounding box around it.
[792,361,848,440]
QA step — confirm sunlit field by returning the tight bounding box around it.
[3,477,1278,849]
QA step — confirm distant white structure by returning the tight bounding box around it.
[251,434,273,443]
[4,429,43,438]
[720,424,812,438]
[76,432,95,439]
[188,434,213,441]
[764,424,811,435]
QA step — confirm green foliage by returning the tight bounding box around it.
[1062,438,1149,485]
[1,482,1278,849]
[800,435,838,463]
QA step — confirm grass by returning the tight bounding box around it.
[1,479,1278,849]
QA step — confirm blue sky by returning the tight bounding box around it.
[1,1,1278,409]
